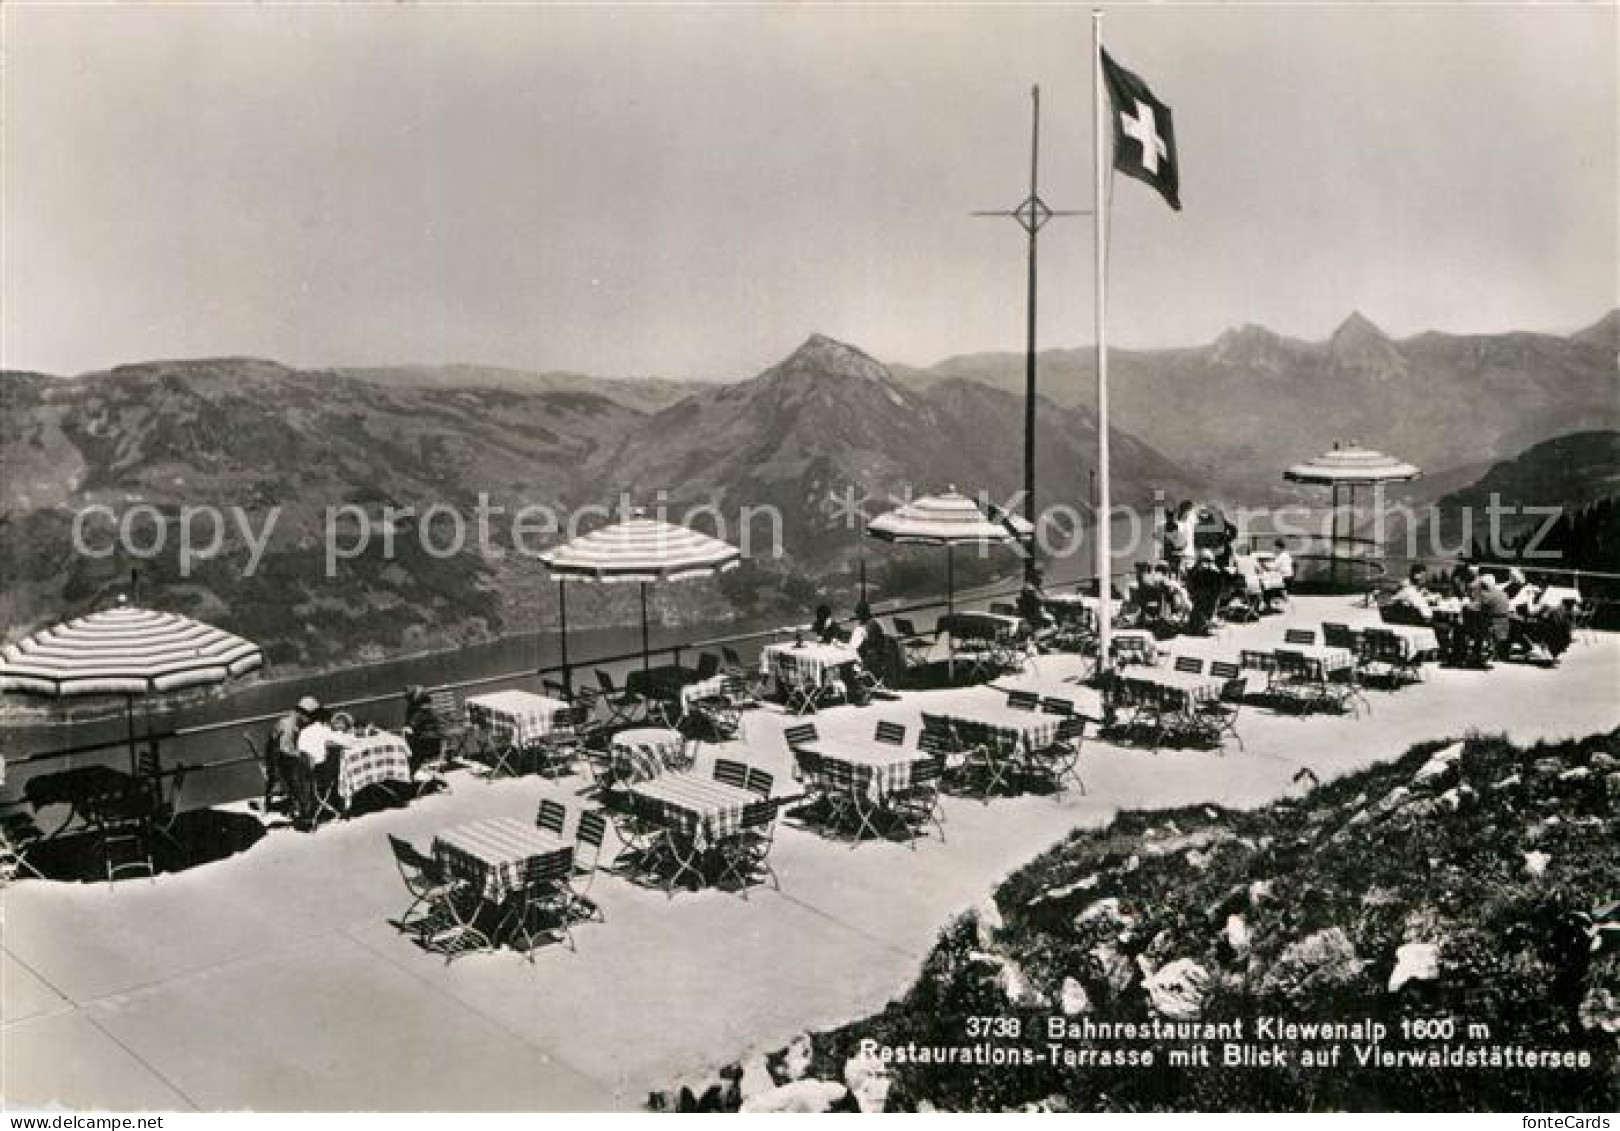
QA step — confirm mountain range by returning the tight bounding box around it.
[2,311,1615,673]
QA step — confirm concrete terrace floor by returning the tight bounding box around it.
[2,596,1616,1111]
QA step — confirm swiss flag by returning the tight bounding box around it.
[1101,48,1181,212]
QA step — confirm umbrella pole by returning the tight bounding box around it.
[558,579,571,697]
[947,544,956,681]
[640,582,651,672]
[125,694,138,777]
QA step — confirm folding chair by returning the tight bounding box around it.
[244,731,294,818]
[535,797,568,838]
[1284,628,1317,646]
[714,799,780,899]
[720,646,768,705]
[892,740,946,845]
[1273,649,1322,712]
[744,766,774,798]
[426,689,473,762]
[893,618,936,669]
[387,834,473,938]
[1024,714,1087,795]
[1005,689,1040,712]
[530,706,590,780]
[594,670,646,727]
[1040,696,1075,716]
[713,758,749,791]
[1199,661,1247,751]
[1173,655,1205,675]
[307,754,345,825]
[498,852,577,957]
[874,720,906,745]
[0,807,44,885]
[1362,628,1422,687]
[1322,622,1359,653]
[567,810,608,924]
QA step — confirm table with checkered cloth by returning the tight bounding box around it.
[922,703,1064,755]
[464,690,570,748]
[678,673,730,709]
[760,642,859,691]
[808,738,933,804]
[328,730,413,803]
[1281,644,1355,678]
[625,772,757,851]
[610,727,686,786]
[1110,629,1158,665]
[432,816,573,904]
[1122,667,1226,704]
[1366,624,1440,660]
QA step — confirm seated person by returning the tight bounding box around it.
[1123,562,1158,625]
[1270,540,1295,589]
[810,603,847,645]
[1388,565,1435,624]
[848,604,900,693]
[1156,565,1192,634]
[296,709,341,765]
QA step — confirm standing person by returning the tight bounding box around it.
[268,696,319,824]
[1016,566,1057,641]
[1186,550,1226,634]
[401,686,442,773]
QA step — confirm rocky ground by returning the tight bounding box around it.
[653,729,1620,1112]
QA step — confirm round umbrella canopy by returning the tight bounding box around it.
[866,489,1032,637]
[0,602,264,774]
[1283,442,1421,588]
[540,513,742,677]
[866,489,1033,547]
[0,605,264,697]
[1284,443,1421,486]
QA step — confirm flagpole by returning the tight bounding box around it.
[1092,8,1113,674]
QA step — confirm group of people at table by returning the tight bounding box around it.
[1387,563,1578,666]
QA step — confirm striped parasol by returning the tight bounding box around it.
[867,489,1033,547]
[866,488,1033,652]
[539,515,741,584]
[0,601,264,773]
[540,512,741,678]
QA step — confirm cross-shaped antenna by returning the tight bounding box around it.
[973,85,1087,581]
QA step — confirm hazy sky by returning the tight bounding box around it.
[4,3,1615,380]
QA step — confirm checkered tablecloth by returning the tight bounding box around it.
[610,727,687,786]
[1282,644,1355,677]
[810,739,933,803]
[465,690,570,748]
[1111,629,1159,665]
[432,816,573,904]
[761,642,859,690]
[1366,624,1440,660]
[922,704,1063,754]
[939,611,1023,643]
[679,673,731,709]
[329,730,413,802]
[1123,668,1226,705]
[626,772,757,851]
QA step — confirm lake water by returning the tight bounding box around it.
[0,533,1149,809]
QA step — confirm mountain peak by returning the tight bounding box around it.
[1570,309,1620,349]
[1332,311,1387,343]
[773,334,892,384]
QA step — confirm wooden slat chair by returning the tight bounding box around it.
[1173,655,1205,675]
[1024,714,1087,795]
[426,688,473,762]
[530,705,591,781]
[567,810,608,924]
[1198,660,1248,751]
[892,738,947,845]
[874,720,906,745]
[893,618,937,669]
[1240,649,1281,702]
[744,766,774,799]
[535,797,568,838]
[594,670,646,727]
[1273,649,1324,712]
[0,806,44,885]
[719,646,768,705]
[1361,627,1422,688]
[386,834,464,937]
[1005,689,1040,712]
[1040,696,1075,716]
[715,798,780,899]
[713,758,749,791]
[499,851,577,958]
[1284,628,1317,646]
